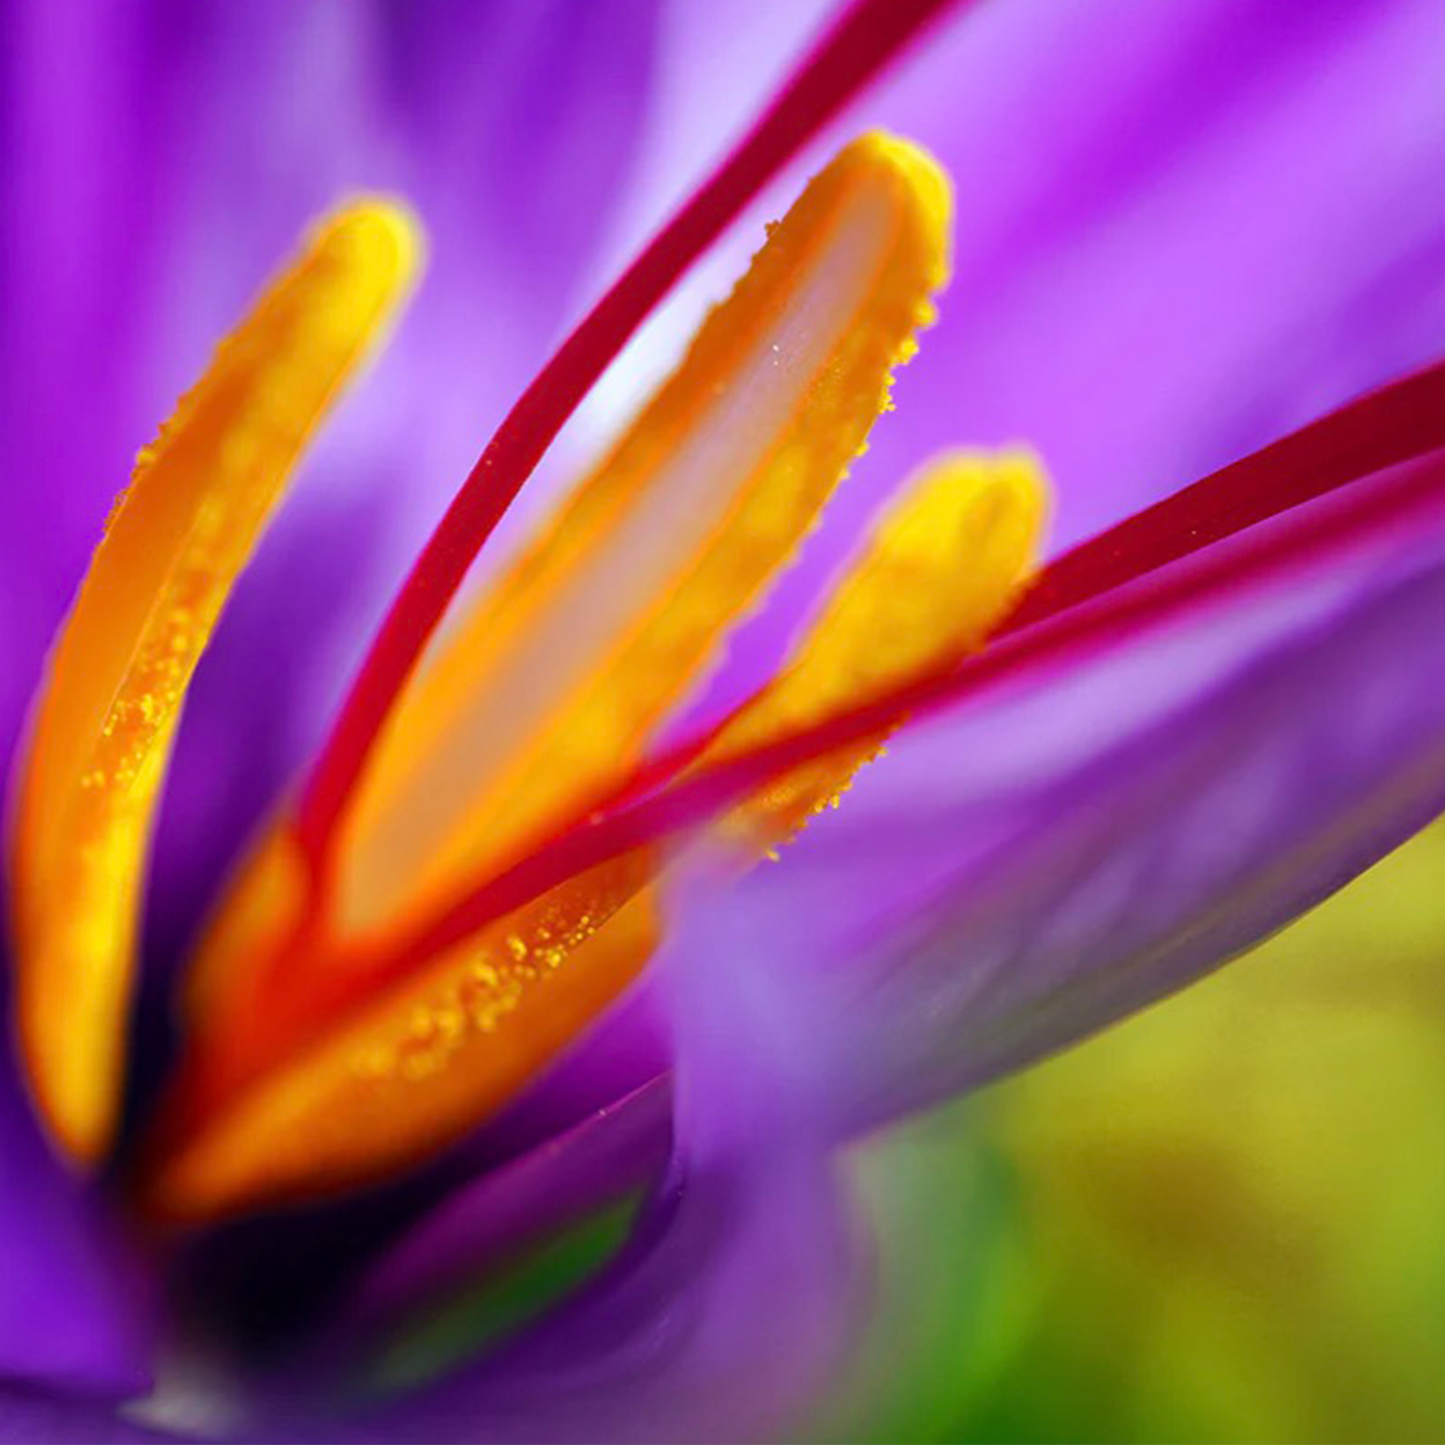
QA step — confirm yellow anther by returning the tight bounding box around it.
[152,135,952,1220]
[149,856,658,1221]
[8,201,420,1163]
[714,448,1050,842]
[333,131,954,942]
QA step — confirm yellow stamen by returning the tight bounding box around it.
[148,861,658,1221]
[149,135,953,1218]
[7,202,419,1162]
[146,454,1049,1221]
[332,132,954,941]
[717,448,1050,842]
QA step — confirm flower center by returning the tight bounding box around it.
[7,0,1040,1226]
[141,135,1045,1224]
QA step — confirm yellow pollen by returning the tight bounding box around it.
[712,447,1050,844]
[330,130,955,943]
[148,133,956,1220]
[149,857,659,1220]
[7,201,420,1162]
[145,448,1051,1222]
[53,135,1051,1225]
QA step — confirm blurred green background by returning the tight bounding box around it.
[827,818,1445,1444]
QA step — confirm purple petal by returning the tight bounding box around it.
[0,1387,172,1444]
[450,984,672,1180]
[347,1081,672,1334]
[865,0,1445,541]
[335,896,869,1441]
[652,0,1445,715]
[0,1043,151,1397]
[653,447,1445,1134]
[0,0,175,765]
[367,1150,859,1444]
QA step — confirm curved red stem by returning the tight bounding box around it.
[377,357,1445,972]
[295,0,969,872]
[1007,355,1445,629]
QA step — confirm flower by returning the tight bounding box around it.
[4,0,1445,1440]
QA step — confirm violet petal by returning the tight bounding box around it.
[656,449,1445,1135]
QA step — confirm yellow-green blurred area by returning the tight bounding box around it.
[826,817,1445,1444]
